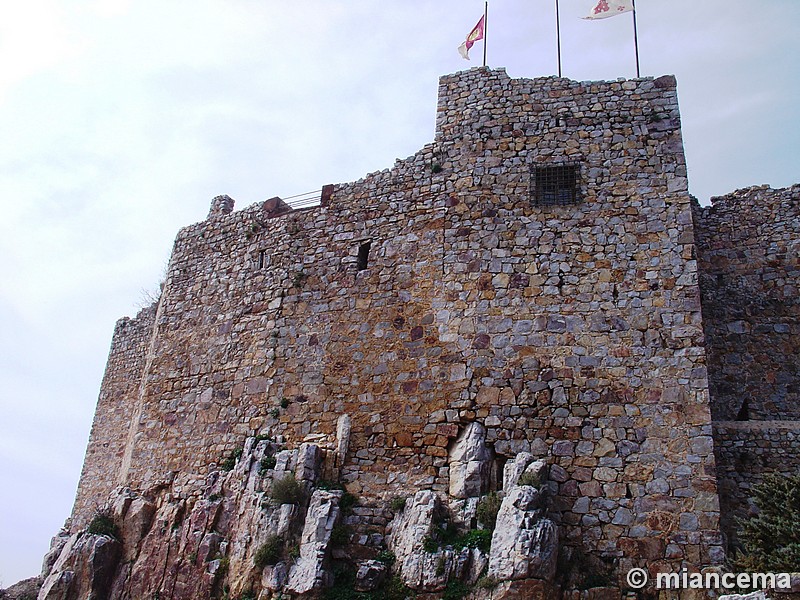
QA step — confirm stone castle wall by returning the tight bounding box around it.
[71,68,729,583]
[71,305,157,528]
[693,184,800,546]
[694,185,800,422]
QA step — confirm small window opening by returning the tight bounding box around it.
[532,164,580,206]
[258,249,268,269]
[357,241,371,271]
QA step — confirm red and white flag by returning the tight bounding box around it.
[583,0,633,20]
[458,15,485,60]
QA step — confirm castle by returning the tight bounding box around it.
[34,68,799,599]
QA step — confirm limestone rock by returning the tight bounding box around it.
[260,562,289,593]
[39,533,121,600]
[399,547,470,592]
[484,578,560,600]
[336,414,351,468]
[119,497,156,557]
[285,489,343,594]
[294,442,321,487]
[38,571,74,600]
[503,454,547,490]
[41,529,71,578]
[354,560,387,592]
[0,577,42,600]
[387,490,437,562]
[502,453,535,491]
[449,423,493,499]
[487,486,558,582]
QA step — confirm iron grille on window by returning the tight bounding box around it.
[532,164,580,206]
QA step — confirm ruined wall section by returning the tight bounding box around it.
[694,184,800,421]
[694,184,800,546]
[76,69,722,578]
[712,421,800,546]
[71,303,158,528]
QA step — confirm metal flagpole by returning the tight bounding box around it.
[556,0,562,77]
[483,1,488,67]
[632,0,640,77]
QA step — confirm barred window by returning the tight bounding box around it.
[532,164,580,206]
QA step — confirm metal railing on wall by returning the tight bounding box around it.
[283,189,322,209]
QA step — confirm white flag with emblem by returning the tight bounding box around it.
[584,0,633,20]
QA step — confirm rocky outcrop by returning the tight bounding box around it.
[386,448,559,597]
[39,424,562,600]
[354,560,387,592]
[38,432,348,600]
[449,422,493,499]
[0,577,42,600]
[487,486,558,582]
[38,533,121,600]
[285,489,342,594]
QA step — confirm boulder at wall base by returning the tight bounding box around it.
[449,422,493,499]
[386,490,437,562]
[38,571,74,600]
[487,486,558,582]
[285,489,343,595]
[38,533,121,600]
[354,560,388,592]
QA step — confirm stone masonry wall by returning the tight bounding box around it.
[694,184,800,548]
[712,421,800,546]
[71,304,157,528]
[694,185,800,421]
[72,68,723,584]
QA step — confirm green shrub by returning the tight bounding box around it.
[329,524,350,548]
[291,270,307,288]
[454,529,492,553]
[476,492,502,531]
[375,550,396,566]
[287,543,300,561]
[259,456,277,476]
[280,397,290,409]
[270,474,304,505]
[390,496,407,513]
[733,473,800,572]
[221,447,243,472]
[87,511,120,539]
[317,479,344,491]
[518,471,541,487]
[340,492,358,515]
[476,575,498,589]
[423,535,439,554]
[254,535,285,568]
[443,579,470,600]
[324,568,412,600]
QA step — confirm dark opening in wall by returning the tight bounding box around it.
[736,398,750,421]
[258,249,268,269]
[357,241,371,271]
[532,163,581,206]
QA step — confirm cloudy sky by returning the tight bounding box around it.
[0,0,798,585]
